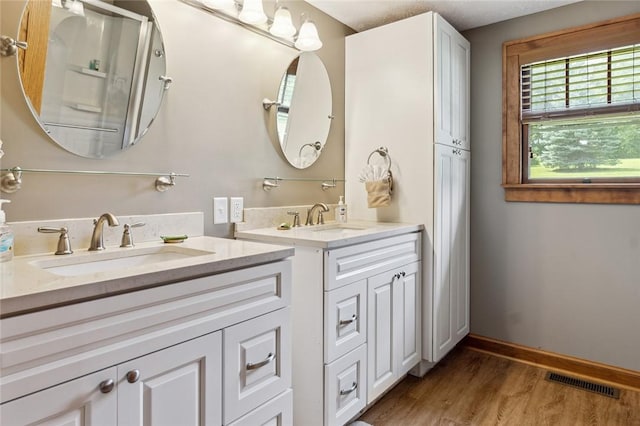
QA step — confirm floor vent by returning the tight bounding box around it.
[545,372,620,399]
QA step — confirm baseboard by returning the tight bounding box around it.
[464,334,640,391]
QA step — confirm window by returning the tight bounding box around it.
[502,14,640,204]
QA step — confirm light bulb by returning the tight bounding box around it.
[239,0,267,25]
[270,6,296,38]
[295,19,322,51]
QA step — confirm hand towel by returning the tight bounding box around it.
[365,178,391,208]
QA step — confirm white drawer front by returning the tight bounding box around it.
[224,308,291,424]
[228,389,292,426]
[325,233,421,290]
[324,280,367,363]
[324,345,367,426]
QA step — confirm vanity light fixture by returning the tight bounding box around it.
[270,6,296,38]
[238,0,267,24]
[295,18,323,51]
[181,0,323,51]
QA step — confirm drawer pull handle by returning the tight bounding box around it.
[339,314,358,326]
[126,369,140,383]
[246,352,276,371]
[99,379,115,394]
[340,381,358,396]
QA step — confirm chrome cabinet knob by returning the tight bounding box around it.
[99,378,115,393]
[126,369,141,383]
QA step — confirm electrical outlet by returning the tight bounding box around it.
[230,197,244,223]
[213,197,228,224]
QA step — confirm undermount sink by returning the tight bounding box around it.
[309,223,369,232]
[31,245,214,277]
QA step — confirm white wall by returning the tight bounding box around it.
[463,1,640,371]
[0,0,352,237]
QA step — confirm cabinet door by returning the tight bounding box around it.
[367,271,395,403]
[0,367,117,425]
[224,308,292,424]
[395,261,421,377]
[433,144,471,362]
[367,264,422,403]
[117,331,222,426]
[435,14,470,150]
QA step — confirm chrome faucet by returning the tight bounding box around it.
[305,203,330,226]
[89,213,119,251]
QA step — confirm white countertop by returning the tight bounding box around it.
[235,220,424,249]
[0,236,293,318]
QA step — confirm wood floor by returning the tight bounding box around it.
[357,346,640,425]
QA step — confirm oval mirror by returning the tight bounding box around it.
[273,52,332,169]
[17,0,167,158]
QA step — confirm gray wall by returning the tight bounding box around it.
[0,0,352,237]
[464,1,640,371]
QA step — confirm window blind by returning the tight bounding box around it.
[521,44,640,122]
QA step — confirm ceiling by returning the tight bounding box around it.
[305,0,583,32]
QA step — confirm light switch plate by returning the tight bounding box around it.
[213,197,228,224]
[230,197,244,223]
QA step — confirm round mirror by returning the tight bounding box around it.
[17,0,167,158]
[273,52,332,169]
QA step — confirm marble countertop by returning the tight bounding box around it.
[0,236,293,318]
[235,220,424,249]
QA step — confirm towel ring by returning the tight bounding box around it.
[367,146,392,171]
[366,147,393,193]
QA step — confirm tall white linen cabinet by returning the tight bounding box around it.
[345,12,471,372]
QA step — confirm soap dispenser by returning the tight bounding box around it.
[0,199,14,262]
[336,196,347,223]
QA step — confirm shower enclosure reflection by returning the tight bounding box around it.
[18,0,167,158]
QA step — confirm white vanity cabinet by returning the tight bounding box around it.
[286,230,421,426]
[0,259,293,426]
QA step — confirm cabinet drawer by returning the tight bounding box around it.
[228,389,292,426]
[325,233,421,290]
[324,280,367,363]
[324,345,367,426]
[224,308,291,424]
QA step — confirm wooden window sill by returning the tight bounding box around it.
[503,184,640,204]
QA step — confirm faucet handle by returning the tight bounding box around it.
[317,211,325,225]
[287,211,300,227]
[38,226,73,255]
[120,222,145,248]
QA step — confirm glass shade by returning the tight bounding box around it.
[270,6,296,38]
[295,20,322,51]
[239,0,267,24]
